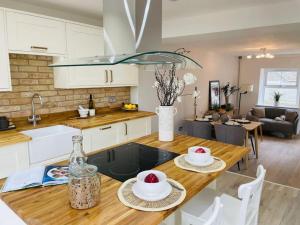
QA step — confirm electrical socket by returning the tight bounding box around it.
[108,96,116,103]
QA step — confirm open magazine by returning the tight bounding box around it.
[1,165,69,193]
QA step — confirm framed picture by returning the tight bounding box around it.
[209,80,220,110]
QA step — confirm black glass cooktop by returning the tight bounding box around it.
[87,142,179,182]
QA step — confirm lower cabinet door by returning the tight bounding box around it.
[122,117,152,142]
[0,143,30,179]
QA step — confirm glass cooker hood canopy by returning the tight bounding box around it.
[49,51,202,69]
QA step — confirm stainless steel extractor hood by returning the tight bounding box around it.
[49,0,202,69]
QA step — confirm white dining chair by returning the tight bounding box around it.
[182,197,223,225]
[181,165,266,225]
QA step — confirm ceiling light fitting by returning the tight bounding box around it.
[246,48,274,59]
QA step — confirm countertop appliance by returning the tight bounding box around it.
[87,142,179,182]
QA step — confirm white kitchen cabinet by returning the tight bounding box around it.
[54,23,106,88]
[82,117,152,153]
[0,9,11,91]
[82,123,119,153]
[107,64,139,87]
[6,11,66,55]
[118,117,152,143]
[0,142,30,179]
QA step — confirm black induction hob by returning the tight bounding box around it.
[87,142,179,182]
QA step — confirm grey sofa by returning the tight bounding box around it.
[246,107,299,137]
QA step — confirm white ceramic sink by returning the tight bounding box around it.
[22,125,81,165]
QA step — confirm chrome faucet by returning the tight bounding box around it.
[28,93,43,126]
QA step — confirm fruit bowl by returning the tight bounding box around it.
[122,103,138,111]
[134,170,169,197]
[187,146,212,164]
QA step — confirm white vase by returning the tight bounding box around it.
[155,106,178,142]
[274,101,279,107]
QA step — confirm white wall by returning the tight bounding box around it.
[132,49,239,133]
[180,50,239,131]
[239,55,300,115]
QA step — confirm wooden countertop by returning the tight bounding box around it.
[0,133,249,225]
[0,130,31,148]
[64,111,156,130]
[0,111,155,147]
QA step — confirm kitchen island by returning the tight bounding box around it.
[0,133,249,225]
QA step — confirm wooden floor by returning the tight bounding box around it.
[230,135,300,189]
[217,172,300,225]
[163,172,300,225]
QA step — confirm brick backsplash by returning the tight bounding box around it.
[0,54,130,118]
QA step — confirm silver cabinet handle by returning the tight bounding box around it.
[100,126,111,131]
[110,70,113,83]
[31,46,48,51]
[105,70,108,83]
[124,123,128,136]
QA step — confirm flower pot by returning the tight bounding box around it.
[274,101,279,107]
[155,106,177,142]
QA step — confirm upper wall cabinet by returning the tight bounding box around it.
[6,11,66,55]
[54,23,106,88]
[54,23,139,88]
[0,9,11,91]
[106,65,139,87]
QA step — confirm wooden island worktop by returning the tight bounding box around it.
[0,133,249,225]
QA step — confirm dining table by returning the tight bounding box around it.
[186,118,263,169]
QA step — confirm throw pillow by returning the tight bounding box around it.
[252,107,265,118]
[285,110,298,122]
[275,115,286,121]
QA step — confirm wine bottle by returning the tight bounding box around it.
[88,94,95,109]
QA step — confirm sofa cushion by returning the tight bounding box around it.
[285,110,298,122]
[265,107,286,119]
[259,118,294,134]
[252,107,265,118]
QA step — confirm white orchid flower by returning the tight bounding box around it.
[177,96,182,103]
[152,81,159,88]
[183,73,197,85]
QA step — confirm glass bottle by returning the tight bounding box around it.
[88,94,95,109]
[69,135,87,172]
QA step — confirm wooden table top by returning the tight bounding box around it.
[239,121,262,131]
[187,118,262,132]
[0,130,31,148]
[0,134,249,225]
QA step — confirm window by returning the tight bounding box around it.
[258,68,300,108]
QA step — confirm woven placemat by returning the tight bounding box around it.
[174,154,226,173]
[118,178,186,212]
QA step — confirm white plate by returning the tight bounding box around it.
[225,121,240,126]
[196,118,209,122]
[235,119,250,123]
[132,182,172,201]
[184,155,214,167]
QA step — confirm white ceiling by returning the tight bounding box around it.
[14,0,103,21]
[162,0,288,20]
[9,0,292,22]
[164,23,300,56]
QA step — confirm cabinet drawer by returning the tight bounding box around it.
[6,11,66,55]
[83,124,119,153]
